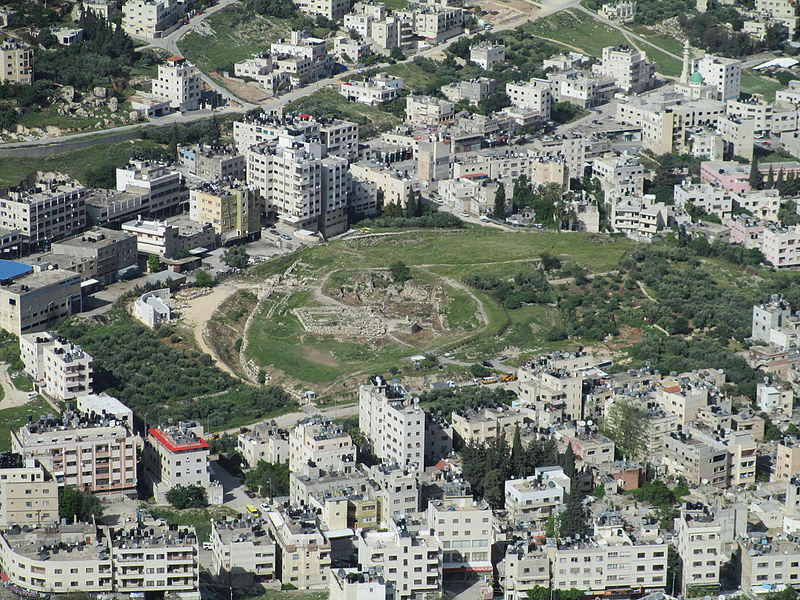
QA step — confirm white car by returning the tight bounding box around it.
[26,391,38,399]
[460,212,470,218]
[260,502,270,511]
[202,541,213,551]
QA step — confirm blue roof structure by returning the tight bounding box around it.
[0,260,33,282]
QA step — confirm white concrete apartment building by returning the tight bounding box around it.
[549,520,668,593]
[122,218,180,257]
[265,508,331,590]
[740,537,800,595]
[547,70,617,108]
[12,408,139,495]
[427,496,493,579]
[151,57,201,112]
[295,0,349,20]
[0,454,58,528]
[329,567,393,600]
[616,91,725,154]
[470,41,505,70]
[400,3,463,42]
[76,393,134,429]
[673,182,732,220]
[0,520,200,597]
[504,466,571,526]
[49,227,138,285]
[405,95,454,126]
[143,423,222,504]
[774,438,800,481]
[600,1,637,21]
[726,97,799,137]
[349,161,419,212]
[592,154,645,200]
[122,0,181,38]
[761,224,800,269]
[675,504,722,595]
[752,295,792,343]
[662,429,730,487]
[694,55,741,101]
[0,269,82,336]
[0,179,86,249]
[189,182,261,243]
[359,378,425,467]
[237,422,289,468]
[339,74,404,105]
[505,79,552,119]
[756,381,794,413]
[450,404,531,447]
[592,45,655,93]
[211,517,276,587]
[0,40,32,84]
[115,160,187,218]
[441,77,496,104]
[246,136,350,236]
[357,515,441,600]
[20,332,92,402]
[270,32,333,88]
[289,417,356,475]
[497,541,549,600]
[754,0,798,36]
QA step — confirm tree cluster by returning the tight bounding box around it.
[165,485,208,509]
[244,460,291,497]
[59,487,103,522]
[223,246,249,269]
[418,386,516,419]
[463,269,554,309]
[358,212,463,229]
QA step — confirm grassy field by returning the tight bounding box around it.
[741,70,785,101]
[285,88,402,135]
[523,9,628,56]
[640,44,682,77]
[0,138,165,187]
[17,102,132,133]
[0,400,53,452]
[382,0,408,8]
[243,230,636,387]
[9,371,33,392]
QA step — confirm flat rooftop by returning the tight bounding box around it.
[2,268,78,294]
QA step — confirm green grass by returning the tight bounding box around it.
[384,62,439,91]
[250,591,328,600]
[523,9,628,56]
[641,44,682,77]
[9,372,33,392]
[741,70,784,101]
[285,88,402,135]
[17,102,130,132]
[0,400,52,452]
[0,139,166,187]
[382,0,408,8]
[245,230,636,382]
[147,506,239,542]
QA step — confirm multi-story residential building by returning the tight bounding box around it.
[48,227,137,285]
[265,507,331,589]
[754,0,798,37]
[470,41,505,70]
[592,45,655,93]
[150,57,201,112]
[76,393,134,429]
[84,0,118,20]
[330,567,394,600]
[359,378,425,467]
[122,218,180,257]
[270,31,334,88]
[694,55,741,101]
[357,515,441,600]
[142,422,222,504]
[673,182,733,220]
[0,40,33,84]
[0,268,82,335]
[497,540,549,600]
[600,1,637,21]
[546,70,617,108]
[740,536,800,594]
[726,96,799,136]
[675,504,722,595]
[616,91,724,154]
[592,154,645,200]
[427,495,493,580]
[333,35,372,63]
[339,74,404,105]
[246,136,350,236]
[12,407,139,495]
[210,516,276,587]
[699,160,752,193]
[237,422,289,467]
[405,95,454,126]
[399,3,463,42]
[756,380,794,413]
[752,295,792,343]
[189,182,261,243]
[662,429,729,487]
[0,519,200,596]
[289,417,356,475]
[505,78,552,119]
[441,77,496,104]
[727,430,757,486]
[761,224,800,269]
[450,404,531,446]
[504,466,571,525]
[114,160,187,218]
[0,453,58,528]
[0,178,86,249]
[350,161,419,212]
[295,0,349,20]
[560,426,615,467]
[774,438,800,481]
[20,331,92,402]
[368,462,420,525]
[549,519,668,593]
[179,144,246,181]
[122,0,182,38]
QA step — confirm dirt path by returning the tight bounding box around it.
[0,365,33,409]
[180,283,247,377]
[637,280,656,302]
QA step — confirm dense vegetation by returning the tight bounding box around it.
[59,487,103,522]
[628,479,689,529]
[244,461,291,497]
[58,316,296,428]
[166,485,209,509]
[358,212,463,229]
[464,269,554,309]
[418,386,516,418]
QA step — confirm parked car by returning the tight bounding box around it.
[244,489,256,498]
[460,211,470,217]
[202,542,213,550]
[261,503,271,511]
[280,233,292,240]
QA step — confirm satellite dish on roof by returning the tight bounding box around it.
[587,420,594,426]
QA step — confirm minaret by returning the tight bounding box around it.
[680,40,691,84]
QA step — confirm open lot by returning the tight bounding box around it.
[741,70,785,101]
[232,229,636,393]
